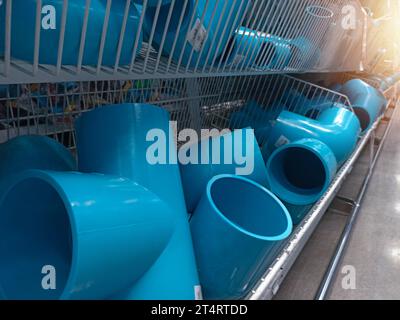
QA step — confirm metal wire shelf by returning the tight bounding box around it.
[0,0,367,84]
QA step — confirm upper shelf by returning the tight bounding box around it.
[0,0,373,84]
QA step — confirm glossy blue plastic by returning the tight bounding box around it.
[340,79,387,132]
[0,170,174,300]
[143,0,249,68]
[267,138,337,206]
[262,107,361,166]
[133,0,171,6]
[0,0,142,66]
[75,103,200,300]
[0,135,76,195]
[179,128,269,213]
[289,36,320,69]
[190,174,292,300]
[221,27,292,70]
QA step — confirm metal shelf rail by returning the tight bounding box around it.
[0,0,367,84]
[246,80,399,300]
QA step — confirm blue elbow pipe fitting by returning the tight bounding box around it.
[143,0,249,68]
[0,135,76,194]
[0,0,142,66]
[339,79,387,132]
[190,174,292,300]
[179,128,269,213]
[220,27,292,70]
[0,170,174,300]
[266,138,337,206]
[75,103,200,300]
[262,106,361,166]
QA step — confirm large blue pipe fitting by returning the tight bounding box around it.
[0,170,174,300]
[75,103,200,300]
[0,135,76,194]
[262,106,361,166]
[0,0,142,66]
[339,79,387,132]
[143,0,249,68]
[266,138,337,206]
[220,27,292,70]
[190,174,292,300]
[179,128,269,213]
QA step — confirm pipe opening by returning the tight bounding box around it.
[146,0,192,37]
[269,147,326,196]
[353,107,370,131]
[208,176,290,240]
[0,178,73,300]
[255,42,276,67]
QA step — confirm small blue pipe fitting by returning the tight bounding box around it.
[144,0,249,68]
[179,128,269,213]
[339,79,387,132]
[190,174,292,300]
[0,170,174,299]
[75,103,200,300]
[266,138,337,206]
[0,135,76,194]
[262,106,361,166]
[0,0,142,66]
[220,27,292,70]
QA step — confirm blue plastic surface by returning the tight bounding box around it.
[0,135,76,195]
[190,174,292,300]
[340,79,387,132]
[179,128,269,213]
[221,27,292,70]
[289,36,320,69]
[143,0,249,68]
[262,106,361,166]
[267,138,337,206]
[0,170,174,300]
[0,0,142,66]
[75,103,200,300]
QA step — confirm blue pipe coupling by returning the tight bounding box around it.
[0,170,174,299]
[179,128,269,213]
[339,79,387,132]
[143,0,249,68]
[0,0,142,66]
[267,138,337,206]
[75,103,200,300]
[190,174,292,299]
[262,106,361,166]
[0,135,77,194]
[220,27,292,70]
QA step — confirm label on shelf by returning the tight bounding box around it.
[187,19,207,52]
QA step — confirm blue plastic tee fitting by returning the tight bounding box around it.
[339,79,387,132]
[190,174,292,300]
[220,27,292,70]
[0,135,77,195]
[0,170,174,299]
[0,0,142,66]
[75,103,200,300]
[143,0,249,68]
[179,128,269,213]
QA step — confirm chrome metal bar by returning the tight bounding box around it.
[33,0,42,75]
[56,0,69,75]
[4,0,12,76]
[315,99,399,300]
[77,0,91,74]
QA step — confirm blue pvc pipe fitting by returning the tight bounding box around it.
[0,170,174,300]
[339,79,387,132]
[179,128,269,213]
[266,138,337,206]
[220,27,292,70]
[262,106,361,166]
[0,135,76,194]
[190,174,292,300]
[75,103,200,300]
[143,0,249,68]
[0,0,142,66]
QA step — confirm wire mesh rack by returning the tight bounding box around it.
[0,74,352,151]
[0,0,367,84]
